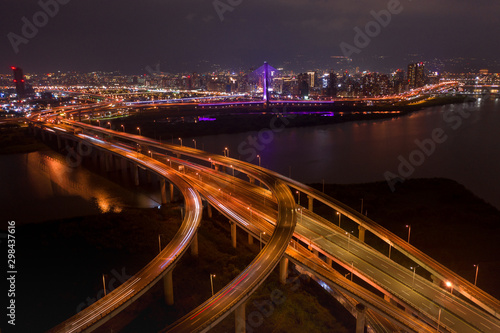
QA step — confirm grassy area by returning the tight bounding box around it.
[0,124,49,154]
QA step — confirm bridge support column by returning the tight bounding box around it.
[384,294,391,302]
[105,153,111,172]
[358,225,366,243]
[170,183,175,202]
[92,150,99,167]
[160,179,168,205]
[235,301,246,333]
[41,129,46,141]
[191,232,198,257]
[248,233,253,245]
[313,249,319,257]
[231,223,237,249]
[120,158,128,179]
[247,176,255,184]
[279,257,289,285]
[133,164,140,186]
[326,257,332,267]
[163,270,174,305]
[308,196,314,212]
[355,303,366,333]
[207,203,213,218]
[56,134,62,150]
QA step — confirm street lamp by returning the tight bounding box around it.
[257,154,261,167]
[178,137,182,146]
[336,212,341,227]
[158,234,166,253]
[210,274,216,296]
[406,224,411,244]
[474,265,479,286]
[260,232,266,250]
[296,191,300,206]
[102,274,107,296]
[193,139,197,149]
[107,121,111,129]
[346,232,352,251]
[137,127,141,136]
[97,120,100,127]
[121,124,125,132]
[445,281,453,294]
[230,165,234,176]
[411,266,417,288]
[224,147,229,157]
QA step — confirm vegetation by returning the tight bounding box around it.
[0,124,49,154]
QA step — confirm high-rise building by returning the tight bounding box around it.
[11,66,26,97]
[407,62,425,89]
[327,72,337,97]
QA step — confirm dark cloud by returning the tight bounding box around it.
[1,0,498,73]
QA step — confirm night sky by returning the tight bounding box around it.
[1,0,499,74]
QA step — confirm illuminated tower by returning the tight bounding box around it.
[254,62,277,107]
[11,66,26,98]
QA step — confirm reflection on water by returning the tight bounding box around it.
[0,150,158,225]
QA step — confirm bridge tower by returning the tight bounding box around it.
[254,62,277,109]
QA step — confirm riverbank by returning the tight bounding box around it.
[0,124,49,154]
[108,95,469,140]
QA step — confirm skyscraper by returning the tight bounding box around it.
[407,62,425,89]
[11,66,26,98]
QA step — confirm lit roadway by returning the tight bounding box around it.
[34,111,499,332]
[47,133,203,333]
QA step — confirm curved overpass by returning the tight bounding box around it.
[36,119,500,332]
[47,132,203,333]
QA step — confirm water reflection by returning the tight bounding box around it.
[0,151,158,224]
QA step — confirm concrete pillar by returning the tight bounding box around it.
[147,171,152,184]
[170,183,175,202]
[358,225,366,243]
[207,203,213,218]
[384,294,391,302]
[92,151,99,167]
[105,153,111,172]
[134,164,140,186]
[120,158,128,179]
[191,232,198,257]
[231,223,237,249]
[248,176,255,184]
[160,179,168,205]
[313,249,319,257]
[326,257,332,267]
[56,134,62,149]
[279,257,289,285]
[355,303,366,333]
[41,129,46,141]
[163,270,174,305]
[235,302,246,333]
[308,196,314,212]
[248,233,254,245]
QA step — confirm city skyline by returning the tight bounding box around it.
[1,0,499,73]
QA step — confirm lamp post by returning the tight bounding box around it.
[445,281,453,294]
[336,212,341,227]
[224,147,229,157]
[210,274,216,296]
[178,137,182,147]
[230,165,234,176]
[260,232,266,250]
[346,232,351,251]
[296,191,300,206]
[102,274,107,296]
[474,265,479,286]
[193,139,197,149]
[137,127,141,136]
[107,122,111,129]
[411,266,417,288]
[257,155,261,167]
[121,124,125,132]
[406,224,411,244]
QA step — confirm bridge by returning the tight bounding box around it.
[27,100,500,332]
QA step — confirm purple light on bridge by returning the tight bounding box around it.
[198,117,217,121]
